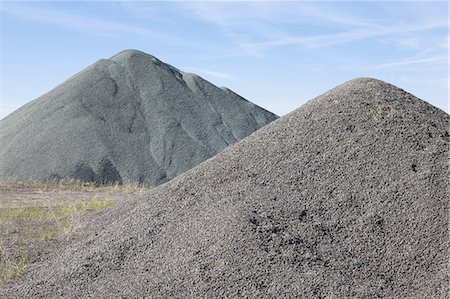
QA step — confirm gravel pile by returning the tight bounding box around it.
[3,78,448,298]
[0,50,277,185]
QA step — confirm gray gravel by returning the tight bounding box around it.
[2,78,449,298]
[0,50,277,186]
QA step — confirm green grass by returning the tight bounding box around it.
[83,197,113,210]
[0,178,150,193]
[0,253,31,283]
[0,197,114,284]
[39,219,72,240]
[0,197,114,220]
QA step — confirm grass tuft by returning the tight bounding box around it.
[0,197,114,220]
[0,197,114,284]
[39,220,71,240]
[0,250,31,283]
[0,178,151,193]
[83,197,113,210]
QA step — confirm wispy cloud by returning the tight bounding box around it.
[239,20,448,54]
[182,2,378,28]
[182,67,242,81]
[181,2,448,57]
[1,3,176,41]
[371,55,447,70]
[302,49,448,74]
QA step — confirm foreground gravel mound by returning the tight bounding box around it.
[3,78,448,298]
[0,49,277,185]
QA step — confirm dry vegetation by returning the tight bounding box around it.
[0,196,113,283]
[0,178,151,193]
[0,180,141,284]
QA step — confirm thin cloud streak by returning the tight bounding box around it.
[182,2,448,57]
[1,3,176,41]
[183,2,380,28]
[239,20,447,54]
[371,55,447,70]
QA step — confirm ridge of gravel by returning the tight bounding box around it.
[2,78,449,298]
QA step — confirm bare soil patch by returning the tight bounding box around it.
[0,182,145,284]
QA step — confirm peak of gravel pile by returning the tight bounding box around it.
[3,78,449,298]
[0,49,277,185]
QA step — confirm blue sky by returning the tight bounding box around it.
[0,1,448,119]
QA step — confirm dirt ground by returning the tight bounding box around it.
[0,183,147,285]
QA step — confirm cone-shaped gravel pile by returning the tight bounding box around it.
[0,50,277,185]
[3,78,448,298]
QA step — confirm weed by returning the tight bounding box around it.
[39,220,71,240]
[82,197,113,210]
[0,197,114,284]
[0,178,150,193]
[0,197,114,220]
[0,248,31,283]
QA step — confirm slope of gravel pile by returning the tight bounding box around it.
[3,78,448,298]
[0,49,277,186]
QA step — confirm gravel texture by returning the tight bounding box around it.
[2,78,449,298]
[0,50,277,186]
